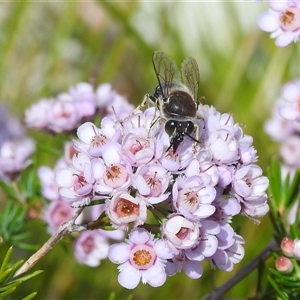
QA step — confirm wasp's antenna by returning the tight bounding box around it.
[185,133,200,144]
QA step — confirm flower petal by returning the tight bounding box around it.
[118,264,140,289]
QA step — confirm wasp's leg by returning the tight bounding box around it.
[117,93,153,126]
[191,123,201,155]
[136,93,151,111]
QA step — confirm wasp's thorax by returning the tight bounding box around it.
[154,83,197,121]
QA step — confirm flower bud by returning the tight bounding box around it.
[275,256,293,274]
[281,237,294,257]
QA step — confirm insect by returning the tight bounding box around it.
[147,51,200,153]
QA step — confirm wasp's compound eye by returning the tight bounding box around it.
[165,120,177,136]
[186,121,194,135]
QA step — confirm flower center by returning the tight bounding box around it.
[144,172,162,197]
[115,199,139,217]
[91,134,107,147]
[82,236,94,254]
[104,163,128,188]
[130,244,156,270]
[74,174,87,190]
[280,8,300,31]
[130,139,144,154]
[176,227,189,240]
[178,189,198,213]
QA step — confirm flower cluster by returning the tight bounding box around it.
[264,79,300,171]
[36,83,131,266]
[257,0,300,47]
[41,82,270,289]
[25,82,134,133]
[39,150,124,267]
[0,106,35,182]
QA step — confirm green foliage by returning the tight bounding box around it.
[0,163,42,251]
[267,159,300,241]
[0,247,42,299]
[267,267,300,300]
[0,201,30,249]
[263,159,300,299]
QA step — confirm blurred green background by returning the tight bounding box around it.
[1,1,298,299]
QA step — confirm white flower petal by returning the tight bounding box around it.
[183,260,203,279]
[77,122,98,144]
[142,265,166,287]
[275,32,295,47]
[118,264,140,289]
[257,12,279,32]
[108,243,130,264]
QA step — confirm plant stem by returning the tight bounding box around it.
[13,207,85,277]
[202,239,279,300]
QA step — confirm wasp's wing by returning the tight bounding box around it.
[152,51,181,97]
[181,56,200,103]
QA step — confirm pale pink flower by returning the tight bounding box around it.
[106,191,147,230]
[278,81,300,121]
[172,175,216,219]
[0,138,35,180]
[238,135,258,164]
[43,200,80,234]
[55,152,97,204]
[47,94,79,133]
[69,82,96,119]
[123,133,155,167]
[165,251,204,279]
[74,230,110,267]
[257,0,300,47]
[185,160,219,187]
[241,194,269,218]
[232,165,269,199]
[206,129,239,164]
[74,120,121,157]
[93,142,132,193]
[132,164,170,204]
[108,228,173,289]
[264,98,296,142]
[209,231,245,272]
[25,99,52,130]
[162,215,200,250]
[38,166,60,201]
[280,135,300,167]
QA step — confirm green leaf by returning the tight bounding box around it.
[0,268,14,285]
[0,181,20,202]
[267,158,282,211]
[0,246,13,273]
[22,292,37,300]
[0,202,37,250]
[6,260,24,282]
[0,286,17,298]
[11,270,44,284]
[0,279,22,292]
[285,169,300,210]
[267,275,289,300]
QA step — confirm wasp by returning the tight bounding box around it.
[147,51,200,153]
